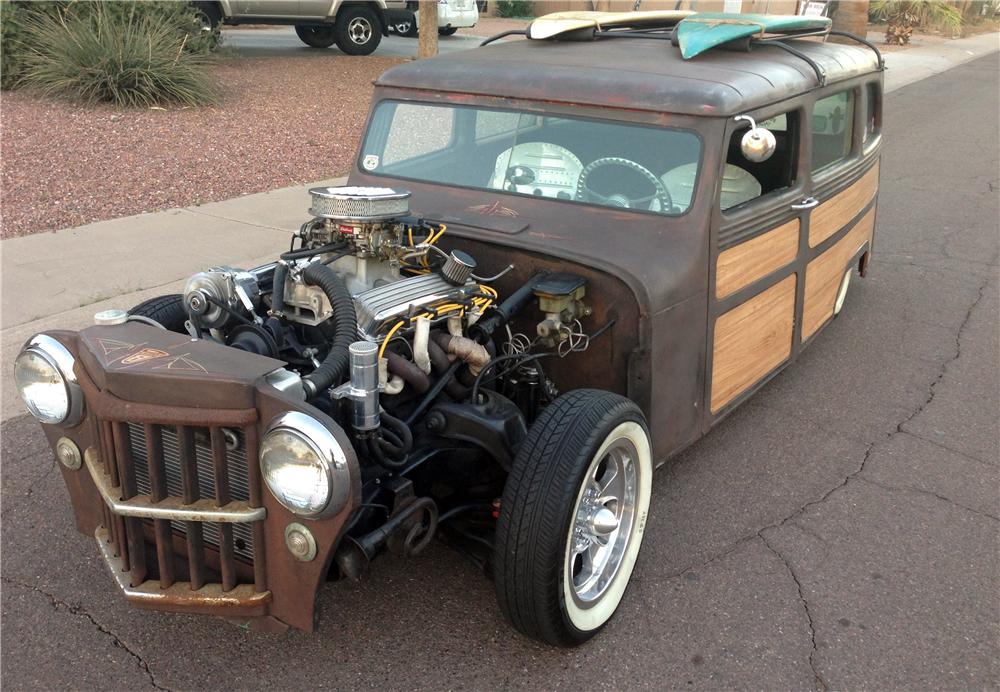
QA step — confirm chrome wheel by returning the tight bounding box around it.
[566,436,639,608]
[348,17,373,45]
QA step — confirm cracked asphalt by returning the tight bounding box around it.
[2,57,997,691]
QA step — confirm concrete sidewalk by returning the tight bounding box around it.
[2,32,997,419]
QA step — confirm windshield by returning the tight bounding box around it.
[359,101,702,217]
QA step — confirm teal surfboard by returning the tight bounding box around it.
[676,13,832,59]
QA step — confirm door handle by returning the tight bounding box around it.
[791,197,819,211]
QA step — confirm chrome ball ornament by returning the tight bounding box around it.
[735,114,777,163]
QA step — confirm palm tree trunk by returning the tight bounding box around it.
[832,0,870,38]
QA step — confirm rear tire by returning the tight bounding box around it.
[128,294,189,333]
[438,26,459,36]
[392,14,418,37]
[834,269,852,315]
[493,389,652,646]
[334,6,381,55]
[295,24,337,48]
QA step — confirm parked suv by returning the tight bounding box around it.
[192,0,412,55]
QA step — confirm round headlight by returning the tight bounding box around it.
[260,412,350,519]
[14,335,83,426]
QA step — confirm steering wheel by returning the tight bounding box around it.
[575,157,674,213]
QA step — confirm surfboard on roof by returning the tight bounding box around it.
[526,10,693,40]
[675,13,832,59]
[525,10,834,62]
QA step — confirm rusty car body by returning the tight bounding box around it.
[14,13,883,646]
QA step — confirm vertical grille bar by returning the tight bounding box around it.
[102,420,129,568]
[210,428,237,592]
[101,504,117,556]
[113,422,147,586]
[101,421,120,488]
[178,426,207,590]
[144,423,176,588]
[98,422,121,559]
[244,426,267,593]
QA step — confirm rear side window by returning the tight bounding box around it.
[864,83,880,142]
[811,90,854,173]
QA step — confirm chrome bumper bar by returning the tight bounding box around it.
[85,450,266,524]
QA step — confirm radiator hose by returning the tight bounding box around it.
[301,261,357,398]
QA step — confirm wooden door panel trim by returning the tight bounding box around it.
[710,274,797,413]
[716,218,800,300]
[801,206,877,341]
[809,161,879,247]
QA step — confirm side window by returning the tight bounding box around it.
[382,104,455,166]
[811,90,855,173]
[475,110,520,140]
[864,83,880,142]
[721,110,799,211]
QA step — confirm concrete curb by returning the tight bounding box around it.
[2,33,997,420]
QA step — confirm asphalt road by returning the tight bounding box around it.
[222,27,486,58]
[2,57,997,690]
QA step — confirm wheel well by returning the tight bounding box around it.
[858,248,871,277]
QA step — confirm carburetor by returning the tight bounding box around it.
[305,186,412,262]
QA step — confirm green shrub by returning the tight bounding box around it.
[1,2,29,89]
[16,2,218,107]
[495,0,533,19]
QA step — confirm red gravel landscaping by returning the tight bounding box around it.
[0,54,404,238]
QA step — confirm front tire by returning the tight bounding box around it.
[128,294,188,333]
[295,24,337,49]
[493,389,652,646]
[334,6,381,55]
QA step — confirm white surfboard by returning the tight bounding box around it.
[527,10,694,41]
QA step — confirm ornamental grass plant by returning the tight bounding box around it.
[13,1,218,107]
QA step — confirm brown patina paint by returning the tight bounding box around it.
[32,34,883,630]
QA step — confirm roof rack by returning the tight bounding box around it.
[478,12,884,85]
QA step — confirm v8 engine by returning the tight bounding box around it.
[165,185,600,577]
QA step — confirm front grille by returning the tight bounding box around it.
[128,423,255,561]
[95,418,266,594]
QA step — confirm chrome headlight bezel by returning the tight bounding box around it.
[259,411,351,520]
[14,334,84,427]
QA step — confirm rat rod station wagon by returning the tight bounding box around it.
[14,12,884,645]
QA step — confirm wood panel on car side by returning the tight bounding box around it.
[808,162,879,247]
[710,273,796,413]
[801,205,876,340]
[715,218,799,300]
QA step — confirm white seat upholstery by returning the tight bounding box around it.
[661,163,762,211]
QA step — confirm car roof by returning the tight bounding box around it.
[375,37,881,117]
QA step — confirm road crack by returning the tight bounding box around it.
[758,534,827,692]
[856,477,999,522]
[1,577,171,691]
